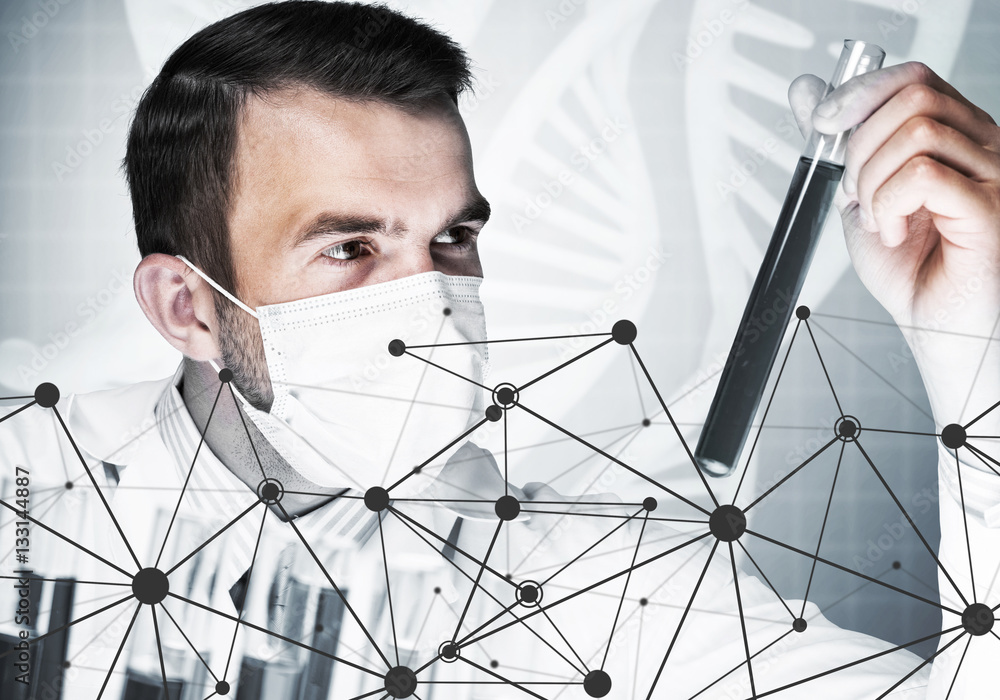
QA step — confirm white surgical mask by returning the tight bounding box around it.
[177,256,490,495]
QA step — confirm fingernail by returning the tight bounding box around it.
[815,99,838,119]
[842,171,856,195]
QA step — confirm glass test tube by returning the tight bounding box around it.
[694,40,886,477]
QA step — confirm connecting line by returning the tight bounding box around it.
[224,504,269,679]
[402,349,491,390]
[732,322,802,505]
[504,410,509,496]
[645,539,720,700]
[963,443,1000,478]
[159,601,218,684]
[377,512,400,665]
[458,656,549,700]
[854,439,969,608]
[453,519,505,641]
[459,533,715,650]
[0,496,133,578]
[385,416,490,493]
[156,381,225,568]
[380,315,448,486]
[751,624,965,699]
[165,499,261,576]
[742,437,839,513]
[944,636,973,700]
[600,513,648,671]
[346,689,388,700]
[800,441,846,618]
[627,350,648,418]
[810,320,934,420]
[151,605,171,700]
[875,628,968,700]
[743,528,961,616]
[169,591,385,677]
[275,501,392,669]
[953,449,977,603]
[388,511,587,679]
[0,593,135,662]
[388,505,513,586]
[96,602,141,700]
[518,337,615,391]
[405,331,611,349]
[965,396,1000,429]
[729,543,756,698]
[540,607,590,675]
[811,311,999,341]
[734,540,795,621]
[688,630,794,700]
[0,399,36,424]
[52,406,142,570]
[629,344,719,509]
[278,381,475,412]
[0,574,129,587]
[515,401,711,517]
[802,319,843,416]
[540,507,646,587]
[227,383,269,481]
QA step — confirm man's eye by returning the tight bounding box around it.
[432,227,474,246]
[321,240,367,261]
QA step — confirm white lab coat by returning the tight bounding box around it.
[2,369,995,699]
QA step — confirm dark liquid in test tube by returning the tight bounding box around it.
[694,156,843,476]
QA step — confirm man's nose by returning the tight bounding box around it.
[394,248,436,278]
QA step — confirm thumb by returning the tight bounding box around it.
[788,74,827,139]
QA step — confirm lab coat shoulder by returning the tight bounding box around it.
[0,375,174,487]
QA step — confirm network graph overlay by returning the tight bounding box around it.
[1,309,999,700]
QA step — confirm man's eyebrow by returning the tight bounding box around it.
[292,196,491,248]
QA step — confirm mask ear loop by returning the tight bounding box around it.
[175,255,258,408]
[175,255,259,318]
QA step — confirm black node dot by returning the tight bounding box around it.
[315,623,324,633]
[490,660,499,669]
[792,617,808,633]
[388,339,406,357]
[709,505,747,542]
[962,603,995,636]
[442,307,452,316]
[583,669,612,698]
[495,495,520,521]
[838,420,857,438]
[61,660,71,669]
[384,665,418,698]
[365,486,390,512]
[218,368,233,383]
[257,478,284,504]
[611,320,637,345]
[492,382,520,408]
[433,587,441,594]
[505,573,513,580]
[215,680,230,696]
[639,597,648,607]
[516,581,543,607]
[438,641,460,663]
[642,418,651,427]
[411,465,423,475]
[941,423,967,450]
[643,497,658,512]
[34,382,59,408]
[795,305,810,320]
[833,415,861,442]
[892,561,901,570]
[485,405,503,422]
[64,481,73,490]
[132,568,169,605]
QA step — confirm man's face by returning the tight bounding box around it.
[217,87,489,408]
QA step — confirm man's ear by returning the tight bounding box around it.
[134,254,223,361]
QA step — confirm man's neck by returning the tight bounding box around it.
[179,357,342,520]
